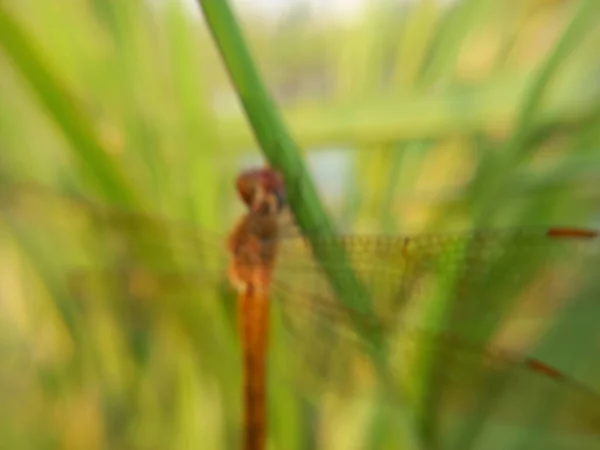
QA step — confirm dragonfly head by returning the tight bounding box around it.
[237,167,287,213]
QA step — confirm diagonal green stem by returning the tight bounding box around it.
[196,4,424,448]
[196,0,373,316]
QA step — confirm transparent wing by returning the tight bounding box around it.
[8,182,595,329]
[3,182,598,344]
[267,231,600,446]
[64,266,600,441]
[0,181,230,272]
[4,182,599,446]
[272,227,598,333]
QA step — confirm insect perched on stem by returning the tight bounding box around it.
[222,167,600,450]
[2,169,600,450]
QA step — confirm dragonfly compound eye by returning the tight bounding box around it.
[236,167,286,210]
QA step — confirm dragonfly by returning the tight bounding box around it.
[1,169,600,450]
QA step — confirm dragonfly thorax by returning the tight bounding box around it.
[227,203,281,295]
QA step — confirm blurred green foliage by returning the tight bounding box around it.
[0,0,599,449]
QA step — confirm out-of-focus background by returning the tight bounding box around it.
[1,0,599,449]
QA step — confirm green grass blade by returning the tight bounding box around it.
[507,0,600,161]
[196,0,375,317]
[0,5,138,206]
